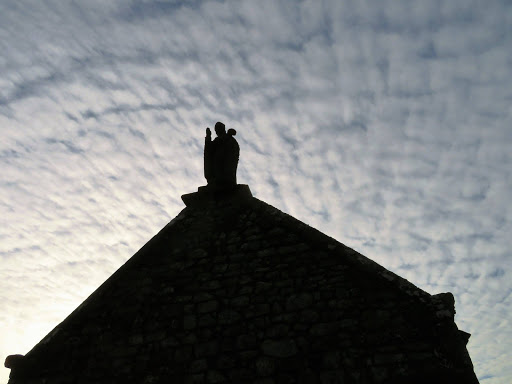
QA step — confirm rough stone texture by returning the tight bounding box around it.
[7,187,479,383]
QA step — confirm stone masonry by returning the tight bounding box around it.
[6,185,479,383]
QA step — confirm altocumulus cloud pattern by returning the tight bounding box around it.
[1,1,511,383]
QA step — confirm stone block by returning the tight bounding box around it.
[255,281,273,293]
[198,300,219,313]
[198,314,216,327]
[286,293,313,311]
[254,379,275,384]
[129,334,144,345]
[231,295,250,307]
[184,315,197,330]
[206,370,226,383]
[240,350,259,361]
[161,336,179,347]
[227,367,253,381]
[310,322,339,336]
[265,324,290,338]
[370,366,389,382]
[236,334,258,349]
[183,373,205,384]
[299,309,319,323]
[374,353,405,365]
[261,339,298,358]
[145,331,167,342]
[194,293,215,303]
[195,341,219,358]
[175,346,193,363]
[252,303,271,317]
[319,370,344,384]
[218,310,241,325]
[322,351,341,369]
[189,359,208,373]
[256,356,276,376]
[216,354,236,369]
[183,333,198,344]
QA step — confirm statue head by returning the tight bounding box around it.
[214,122,226,136]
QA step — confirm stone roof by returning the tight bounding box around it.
[6,185,479,383]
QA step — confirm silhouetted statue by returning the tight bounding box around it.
[204,122,239,190]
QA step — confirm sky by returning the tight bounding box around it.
[0,0,511,382]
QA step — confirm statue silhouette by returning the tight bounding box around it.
[204,122,239,190]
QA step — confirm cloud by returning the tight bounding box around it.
[1,0,511,382]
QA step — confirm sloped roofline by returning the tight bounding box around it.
[249,197,434,303]
[23,192,448,360]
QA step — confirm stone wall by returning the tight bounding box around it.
[8,193,478,383]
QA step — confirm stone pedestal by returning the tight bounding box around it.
[181,184,252,207]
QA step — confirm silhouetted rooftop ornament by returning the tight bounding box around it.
[181,122,251,207]
[204,122,239,190]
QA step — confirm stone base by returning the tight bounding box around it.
[181,184,253,207]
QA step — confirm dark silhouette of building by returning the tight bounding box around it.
[5,128,479,383]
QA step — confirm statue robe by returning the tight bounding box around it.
[204,133,239,189]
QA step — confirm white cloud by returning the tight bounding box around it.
[1,0,511,382]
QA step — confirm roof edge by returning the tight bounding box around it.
[250,197,435,303]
